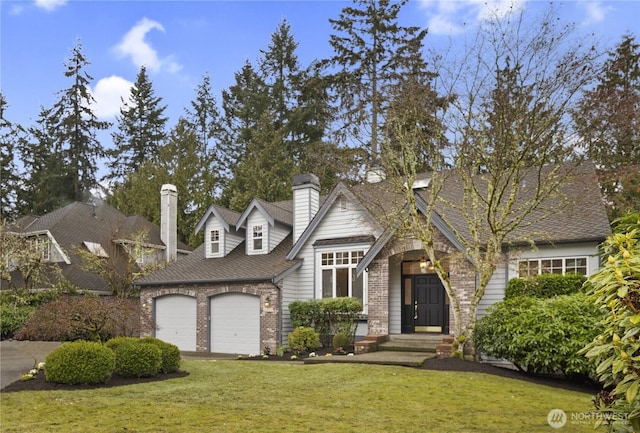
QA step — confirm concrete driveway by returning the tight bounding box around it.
[0,340,61,389]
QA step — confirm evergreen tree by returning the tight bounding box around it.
[323,0,429,162]
[106,66,168,185]
[574,34,640,218]
[48,41,109,201]
[109,119,212,247]
[184,73,226,200]
[0,93,24,219]
[17,105,75,215]
[220,60,269,171]
[220,20,345,210]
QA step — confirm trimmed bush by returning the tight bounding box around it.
[332,332,351,349]
[289,300,321,328]
[114,342,162,378]
[505,273,586,300]
[473,293,602,376]
[289,297,362,347]
[105,337,140,352]
[288,326,320,353]
[45,340,115,385]
[140,337,181,373]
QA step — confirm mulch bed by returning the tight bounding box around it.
[2,351,601,395]
[1,371,189,393]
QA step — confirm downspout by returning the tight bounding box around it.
[273,281,284,347]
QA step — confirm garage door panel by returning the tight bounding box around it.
[210,293,260,354]
[155,295,196,351]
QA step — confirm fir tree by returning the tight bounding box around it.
[106,66,168,185]
[48,41,110,201]
[574,34,640,218]
[323,0,429,162]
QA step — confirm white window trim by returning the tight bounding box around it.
[517,256,589,277]
[252,225,264,252]
[210,229,220,255]
[315,244,369,313]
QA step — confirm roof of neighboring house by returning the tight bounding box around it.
[135,234,301,286]
[5,200,191,293]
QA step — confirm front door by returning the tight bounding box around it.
[401,272,448,334]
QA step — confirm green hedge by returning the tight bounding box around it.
[289,297,362,347]
[114,342,162,378]
[45,341,115,385]
[140,337,181,373]
[505,273,587,300]
[473,293,602,376]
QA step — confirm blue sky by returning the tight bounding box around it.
[1,0,639,142]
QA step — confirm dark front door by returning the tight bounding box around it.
[401,274,448,334]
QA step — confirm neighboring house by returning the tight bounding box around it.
[136,166,611,354]
[2,185,191,294]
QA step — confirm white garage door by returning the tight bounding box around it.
[155,295,197,351]
[210,293,260,354]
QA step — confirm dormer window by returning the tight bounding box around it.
[252,225,263,251]
[210,230,220,254]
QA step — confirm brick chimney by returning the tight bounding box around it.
[160,184,178,263]
[292,174,320,243]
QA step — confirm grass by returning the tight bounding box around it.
[0,360,596,432]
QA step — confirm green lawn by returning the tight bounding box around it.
[1,360,596,432]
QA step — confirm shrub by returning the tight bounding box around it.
[289,297,362,347]
[289,300,321,328]
[140,337,181,373]
[332,332,351,349]
[105,337,140,352]
[288,327,320,353]
[0,304,36,340]
[581,215,640,431]
[45,340,115,385]
[474,293,602,376]
[15,295,153,342]
[114,342,162,378]
[505,273,586,300]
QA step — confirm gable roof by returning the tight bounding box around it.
[286,183,383,259]
[135,234,301,286]
[6,200,191,292]
[236,198,293,230]
[195,204,242,233]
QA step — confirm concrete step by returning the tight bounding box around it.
[378,334,448,353]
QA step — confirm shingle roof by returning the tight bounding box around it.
[135,234,300,286]
[7,201,191,292]
[139,162,611,288]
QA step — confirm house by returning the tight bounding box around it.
[2,186,191,295]
[136,165,611,354]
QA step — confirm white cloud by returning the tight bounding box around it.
[90,75,133,119]
[34,0,67,12]
[417,0,526,35]
[114,17,182,74]
[580,1,612,26]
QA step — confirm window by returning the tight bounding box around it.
[320,250,366,305]
[252,225,263,251]
[518,257,588,277]
[31,236,51,261]
[210,230,220,254]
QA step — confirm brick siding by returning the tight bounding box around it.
[140,282,280,353]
